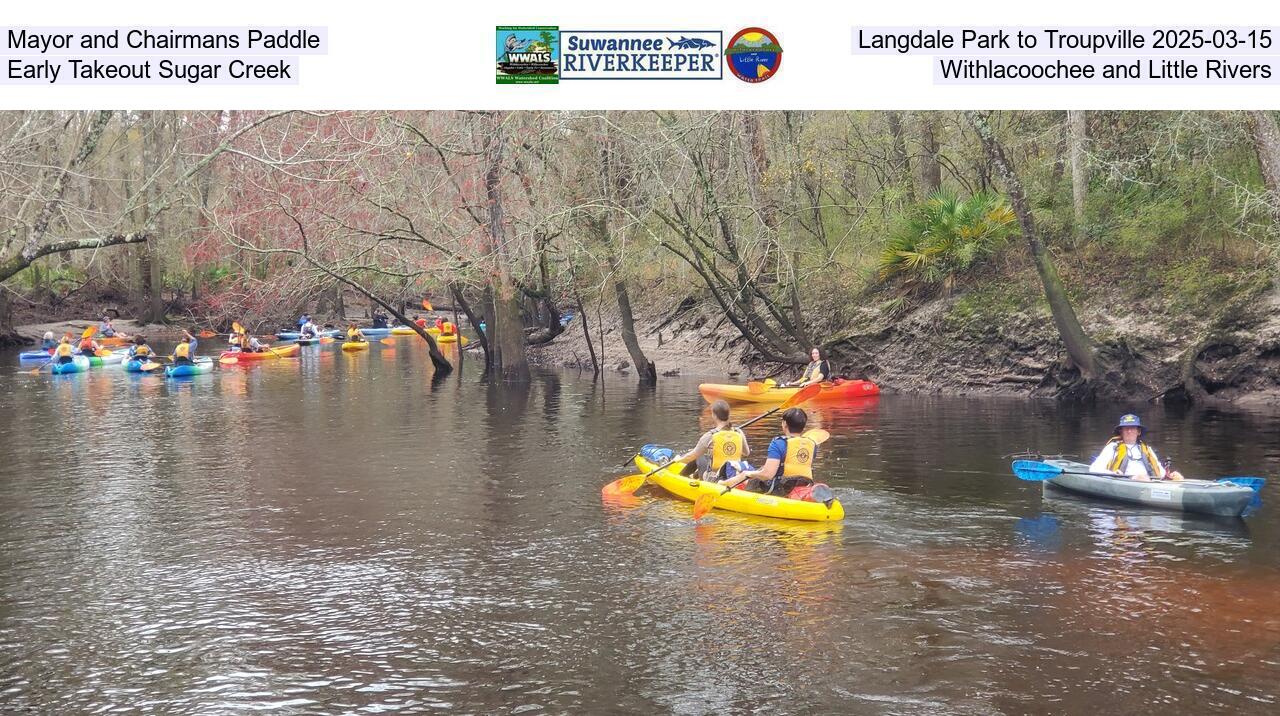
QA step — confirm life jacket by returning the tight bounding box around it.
[1106,437,1161,477]
[800,360,829,384]
[42,340,57,350]
[174,342,190,359]
[442,321,456,336]
[56,343,73,357]
[435,318,444,330]
[710,429,746,471]
[414,318,427,328]
[780,435,816,479]
[133,345,151,358]
[78,338,95,353]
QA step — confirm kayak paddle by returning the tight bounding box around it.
[691,427,832,520]
[604,383,824,496]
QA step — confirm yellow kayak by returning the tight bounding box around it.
[633,454,844,522]
[341,340,369,352]
[437,334,469,345]
[390,326,417,335]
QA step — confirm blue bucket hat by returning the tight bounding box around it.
[1114,413,1145,436]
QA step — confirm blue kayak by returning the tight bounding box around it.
[19,350,55,361]
[49,356,90,375]
[276,329,341,340]
[165,357,213,377]
[362,327,392,337]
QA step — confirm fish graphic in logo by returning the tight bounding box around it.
[668,36,716,50]
[726,27,782,83]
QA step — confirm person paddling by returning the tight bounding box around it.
[40,331,57,352]
[347,323,366,342]
[441,319,457,336]
[729,408,819,494]
[99,315,117,338]
[413,314,428,329]
[171,332,195,365]
[128,335,154,361]
[371,308,388,329]
[1089,414,1183,482]
[53,336,75,365]
[786,347,831,387]
[77,333,101,357]
[300,318,319,339]
[673,399,751,482]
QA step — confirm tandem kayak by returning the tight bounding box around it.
[698,379,880,405]
[437,334,469,345]
[165,357,213,377]
[49,356,90,375]
[341,341,369,352]
[633,449,844,522]
[1035,459,1256,518]
[218,344,301,361]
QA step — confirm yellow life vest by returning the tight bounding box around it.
[174,342,190,359]
[782,435,816,479]
[710,429,746,471]
[1106,437,1161,477]
[347,327,361,340]
[442,321,456,336]
[134,345,151,357]
[56,343,73,357]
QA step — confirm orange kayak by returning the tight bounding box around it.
[698,379,880,405]
[218,344,300,361]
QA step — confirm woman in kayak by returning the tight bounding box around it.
[728,408,818,494]
[40,331,57,352]
[674,400,751,481]
[786,347,830,387]
[347,324,366,342]
[1088,414,1183,482]
[99,315,117,337]
[77,333,101,357]
[171,333,195,365]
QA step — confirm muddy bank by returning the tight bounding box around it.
[531,282,1280,406]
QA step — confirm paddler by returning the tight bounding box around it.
[1089,414,1183,482]
[785,347,831,387]
[413,315,428,329]
[99,314,117,337]
[77,332,102,357]
[128,335,154,361]
[371,308,388,329]
[728,408,818,495]
[673,399,751,481]
[228,325,246,351]
[245,335,269,353]
[441,319,457,336]
[53,335,75,364]
[171,332,195,365]
[347,323,366,342]
[40,331,57,351]
[434,316,445,332]
[300,318,319,339]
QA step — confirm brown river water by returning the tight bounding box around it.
[1,340,1278,714]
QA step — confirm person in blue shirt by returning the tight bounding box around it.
[297,313,310,329]
[40,331,57,351]
[728,407,818,495]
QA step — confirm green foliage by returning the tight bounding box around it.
[878,191,1018,291]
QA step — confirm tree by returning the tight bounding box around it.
[1068,110,1088,244]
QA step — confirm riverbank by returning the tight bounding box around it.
[531,262,1280,407]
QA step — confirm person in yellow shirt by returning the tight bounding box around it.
[673,400,751,481]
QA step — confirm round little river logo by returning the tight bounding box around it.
[726,28,782,83]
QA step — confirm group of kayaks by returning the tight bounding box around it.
[23,348,214,378]
[613,378,1265,523]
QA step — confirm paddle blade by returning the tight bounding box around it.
[1218,476,1266,493]
[613,475,646,494]
[28,362,47,374]
[197,330,216,338]
[803,428,831,445]
[748,381,769,394]
[692,493,717,520]
[782,382,822,409]
[219,356,239,365]
[380,338,395,345]
[319,337,335,344]
[422,299,433,310]
[1012,460,1063,482]
[95,349,111,357]
[81,325,97,339]
[140,362,161,372]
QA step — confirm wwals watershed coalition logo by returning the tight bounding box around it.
[726,27,782,82]
[496,26,559,84]
[559,30,723,80]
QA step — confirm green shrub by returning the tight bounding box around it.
[878,190,1018,291]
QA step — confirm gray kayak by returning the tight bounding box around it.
[1042,459,1255,517]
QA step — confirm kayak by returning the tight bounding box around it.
[1036,459,1256,518]
[362,327,392,337]
[49,356,90,375]
[19,349,54,361]
[341,340,370,352]
[123,358,160,373]
[218,344,301,361]
[437,334,469,345]
[390,326,417,335]
[97,336,131,348]
[699,379,880,405]
[165,357,213,377]
[276,329,341,340]
[633,449,844,522]
[85,351,125,367]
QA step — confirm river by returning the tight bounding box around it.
[1,340,1278,714]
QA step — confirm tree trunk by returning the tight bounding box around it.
[886,111,914,201]
[451,283,492,373]
[915,112,943,197]
[967,111,1100,378]
[1246,111,1280,217]
[614,278,656,384]
[1068,110,1088,244]
[574,285,599,376]
[482,112,531,382]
